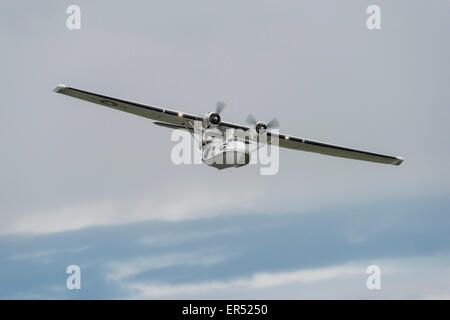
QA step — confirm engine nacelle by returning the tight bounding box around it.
[255,121,268,135]
[203,112,221,128]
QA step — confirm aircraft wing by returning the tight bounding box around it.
[218,121,403,165]
[53,84,203,129]
[271,131,403,165]
[54,84,403,165]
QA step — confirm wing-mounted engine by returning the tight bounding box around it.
[254,122,268,135]
[202,101,226,129]
[245,115,280,135]
[203,112,221,128]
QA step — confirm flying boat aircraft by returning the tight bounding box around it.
[53,84,404,169]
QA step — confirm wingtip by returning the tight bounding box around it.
[394,157,404,165]
[53,84,67,93]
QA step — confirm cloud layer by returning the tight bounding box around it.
[1,197,449,299]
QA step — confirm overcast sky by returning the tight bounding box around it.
[1,0,449,299]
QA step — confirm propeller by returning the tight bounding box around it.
[216,101,226,114]
[245,114,258,125]
[245,114,280,132]
[266,118,280,129]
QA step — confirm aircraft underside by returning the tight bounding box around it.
[202,139,251,170]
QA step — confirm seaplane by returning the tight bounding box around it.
[53,84,404,169]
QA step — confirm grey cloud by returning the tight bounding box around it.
[0,196,449,298]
